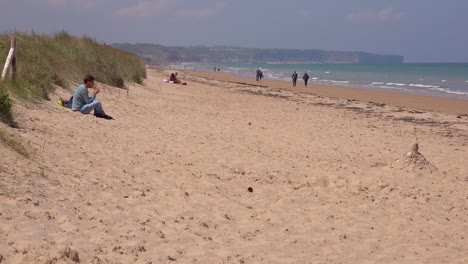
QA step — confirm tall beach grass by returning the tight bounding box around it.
[0,31,146,124]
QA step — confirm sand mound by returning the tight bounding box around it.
[44,247,80,264]
[392,143,438,174]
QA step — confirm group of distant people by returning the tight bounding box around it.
[254,69,310,87]
[213,66,220,72]
[292,71,309,87]
[168,72,187,85]
[170,72,181,84]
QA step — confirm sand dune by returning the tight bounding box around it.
[0,69,467,263]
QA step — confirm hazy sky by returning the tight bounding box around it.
[1,0,467,62]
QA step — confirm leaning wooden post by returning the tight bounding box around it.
[1,36,16,81]
[10,36,16,81]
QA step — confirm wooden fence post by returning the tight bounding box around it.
[11,36,16,81]
[1,36,16,81]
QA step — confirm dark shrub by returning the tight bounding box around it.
[0,88,13,124]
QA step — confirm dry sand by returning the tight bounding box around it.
[0,69,467,263]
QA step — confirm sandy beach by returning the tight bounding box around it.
[0,68,467,263]
[189,71,468,116]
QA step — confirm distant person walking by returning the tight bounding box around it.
[303,72,309,87]
[292,71,298,87]
[256,69,262,82]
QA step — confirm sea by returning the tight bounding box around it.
[172,63,468,100]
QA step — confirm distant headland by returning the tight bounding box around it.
[111,43,404,64]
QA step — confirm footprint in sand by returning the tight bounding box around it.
[316,177,329,188]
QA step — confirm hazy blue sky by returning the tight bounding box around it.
[1,0,467,62]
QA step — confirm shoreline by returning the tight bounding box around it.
[187,71,468,116]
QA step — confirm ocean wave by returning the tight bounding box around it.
[227,67,246,71]
[311,79,350,84]
[376,85,405,90]
[380,83,403,86]
[429,87,468,95]
[372,82,441,88]
[409,84,436,88]
[194,65,468,98]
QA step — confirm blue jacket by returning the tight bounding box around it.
[72,84,95,111]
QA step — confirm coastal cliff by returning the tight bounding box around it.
[112,43,404,64]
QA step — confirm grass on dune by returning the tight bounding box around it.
[0,31,146,125]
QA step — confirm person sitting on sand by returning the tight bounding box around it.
[169,72,177,83]
[169,72,187,85]
[170,72,182,84]
[72,75,113,120]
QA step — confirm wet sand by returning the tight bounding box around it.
[190,71,468,115]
